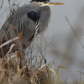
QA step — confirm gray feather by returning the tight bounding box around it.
[0,2,51,56]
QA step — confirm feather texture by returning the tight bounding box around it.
[0,1,51,56]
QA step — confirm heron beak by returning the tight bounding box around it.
[38,2,67,6]
[47,2,67,6]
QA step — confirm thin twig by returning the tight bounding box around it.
[0,0,4,10]
[7,44,15,54]
[0,37,19,48]
[30,65,46,79]
[58,65,84,75]
[78,26,83,39]
[65,16,84,49]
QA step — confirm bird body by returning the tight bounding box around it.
[0,1,51,56]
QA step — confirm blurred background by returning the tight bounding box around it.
[0,0,84,83]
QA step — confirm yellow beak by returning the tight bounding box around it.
[38,2,67,6]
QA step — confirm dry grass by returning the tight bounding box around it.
[0,50,57,84]
[0,46,84,84]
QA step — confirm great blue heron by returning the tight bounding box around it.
[0,0,65,57]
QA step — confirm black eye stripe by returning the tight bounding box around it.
[31,0,50,2]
